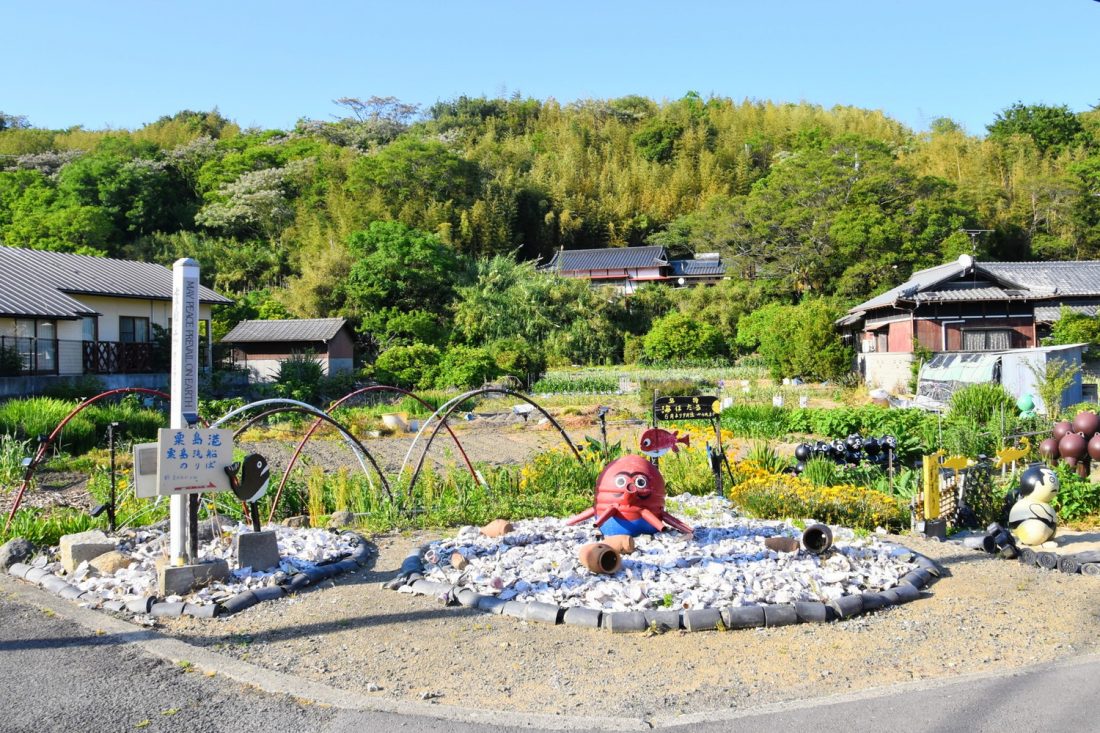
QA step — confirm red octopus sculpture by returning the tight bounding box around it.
[565,454,693,536]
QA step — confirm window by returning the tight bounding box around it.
[82,316,98,342]
[119,316,150,343]
[962,329,1013,351]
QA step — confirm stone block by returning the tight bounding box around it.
[59,530,116,574]
[89,551,134,576]
[0,538,35,569]
[234,531,280,573]
[157,559,230,596]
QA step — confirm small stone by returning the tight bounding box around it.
[451,552,469,570]
[59,530,116,574]
[0,538,35,569]
[327,511,355,529]
[282,515,310,528]
[88,551,134,575]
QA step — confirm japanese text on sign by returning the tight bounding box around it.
[653,395,720,421]
[156,428,234,495]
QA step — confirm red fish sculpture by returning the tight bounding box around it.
[639,428,690,457]
[565,454,693,536]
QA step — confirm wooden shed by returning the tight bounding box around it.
[221,318,354,382]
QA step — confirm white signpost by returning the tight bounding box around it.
[169,258,200,564]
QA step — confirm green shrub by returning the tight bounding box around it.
[642,313,725,363]
[1052,463,1100,522]
[488,337,545,386]
[801,457,839,487]
[373,343,442,389]
[41,376,107,401]
[947,384,1017,426]
[434,345,500,390]
[273,353,325,403]
[0,346,23,377]
[736,299,851,380]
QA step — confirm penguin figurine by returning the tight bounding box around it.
[1007,464,1059,546]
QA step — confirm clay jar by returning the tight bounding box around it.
[578,542,622,574]
[601,535,636,554]
[480,519,513,538]
[1053,421,1073,441]
[1071,410,1099,437]
[1039,437,1061,462]
[801,523,834,555]
[1059,432,1087,466]
[764,536,801,553]
[1089,434,1100,461]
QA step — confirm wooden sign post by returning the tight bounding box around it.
[652,394,725,494]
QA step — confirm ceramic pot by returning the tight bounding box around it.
[601,535,636,555]
[801,523,833,555]
[578,542,621,574]
[480,519,513,538]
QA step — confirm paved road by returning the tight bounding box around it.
[1,585,1098,733]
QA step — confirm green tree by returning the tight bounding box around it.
[642,312,725,363]
[736,299,851,380]
[1049,307,1100,360]
[987,102,1086,155]
[372,343,441,389]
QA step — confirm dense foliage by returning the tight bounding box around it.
[4,97,1100,372]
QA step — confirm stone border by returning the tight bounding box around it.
[383,540,941,633]
[6,531,375,620]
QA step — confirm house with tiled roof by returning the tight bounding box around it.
[839,254,1100,391]
[540,246,726,292]
[221,318,354,382]
[0,245,231,380]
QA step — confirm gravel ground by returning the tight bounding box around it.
[161,531,1100,718]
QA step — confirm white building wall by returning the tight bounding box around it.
[857,352,915,393]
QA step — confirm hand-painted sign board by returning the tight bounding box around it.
[654,395,720,421]
[156,428,235,496]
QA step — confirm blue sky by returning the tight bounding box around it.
[4,1,1099,135]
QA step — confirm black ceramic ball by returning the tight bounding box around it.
[794,443,812,462]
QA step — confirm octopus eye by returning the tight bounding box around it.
[614,475,628,488]
[634,476,648,489]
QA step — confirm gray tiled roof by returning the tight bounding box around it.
[544,246,668,272]
[849,258,1100,314]
[1034,304,1100,322]
[669,259,726,277]
[0,245,232,318]
[222,318,348,344]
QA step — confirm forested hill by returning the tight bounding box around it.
[1,95,1099,315]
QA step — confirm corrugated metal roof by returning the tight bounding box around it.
[1034,303,1100,322]
[545,246,668,272]
[669,259,726,277]
[222,318,348,344]
[0,245,232,318]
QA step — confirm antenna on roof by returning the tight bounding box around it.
[960,228,993,254]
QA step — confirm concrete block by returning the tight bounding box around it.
[602,611,648,633]
[40,575,69,594]
[233,531,280,573]
[683,608,722,632]
[58,584,86,601]
[524,602,562,624]
[722,605,765,629]
[892,583,921,604]
[59,530,116,574]
[252,585,285,602]
[7,562,31,579]
[126,597,155,614]
[157,559,230,596]
[762,604,799,627]
[562,606,602,629]
[860,592,888,611]
[24,567,48,584]
[102,600,126,613]
[794,601,828,623]
[455,587,483,608]
[476,595,506,614]
[183,603,218,619]
[150,601,186,618]
[643,609,681,631]
[827,594,864,619]
[501,601,528,619]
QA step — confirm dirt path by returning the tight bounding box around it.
[163,533,1100,718]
